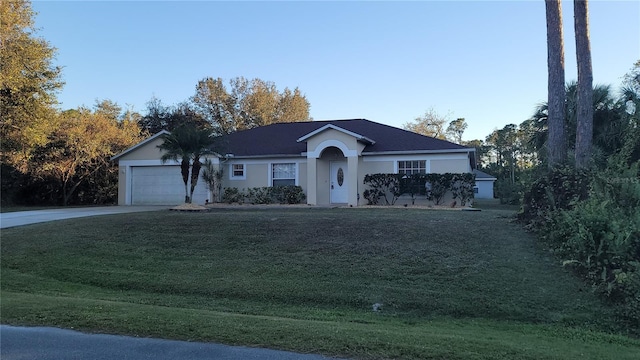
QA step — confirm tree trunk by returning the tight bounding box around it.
[190,158,201,204]
[545,0,567,168]
[181,158,191,203]
[574,0,593,168]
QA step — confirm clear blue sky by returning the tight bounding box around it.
[32,0,639,141]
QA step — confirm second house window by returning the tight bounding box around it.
[272,163,296,186]
[231,164,245,179]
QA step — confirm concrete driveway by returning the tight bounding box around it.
[0,325,342,360]
[0,206,167,229]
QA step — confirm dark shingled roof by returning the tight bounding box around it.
[219,119,471,157]
[473,169,497,180]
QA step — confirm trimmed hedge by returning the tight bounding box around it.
[363,173,475,206]
[222,186,306,205]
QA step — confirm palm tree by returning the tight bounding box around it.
[188,128,217,202]
[545,0,567,168]
[158,125,217,203]
[528,83,628,167]
[574,0,593,168]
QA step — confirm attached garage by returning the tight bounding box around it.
[130,166,209,205]
[112,131,217,206]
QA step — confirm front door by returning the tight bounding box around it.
[330,161,348,203]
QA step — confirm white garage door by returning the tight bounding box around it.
[131,166,210,205]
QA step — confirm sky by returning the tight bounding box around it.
[32,0,639,141]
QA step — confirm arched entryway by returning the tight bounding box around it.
[302,131,361,207]
[320,147,348,204]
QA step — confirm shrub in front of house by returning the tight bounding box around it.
[222,187,245,204]
[223,186,306,205]
[246,187,273,204]
[270,185,306,204]
[363,174,401,205]
[363,173,475,206]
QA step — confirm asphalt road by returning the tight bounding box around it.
[0,326,342,360]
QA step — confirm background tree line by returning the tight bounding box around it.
[0,0,311,206]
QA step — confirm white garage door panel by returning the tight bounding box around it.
[131,166,209,205]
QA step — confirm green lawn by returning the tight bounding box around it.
[1,207,638,359]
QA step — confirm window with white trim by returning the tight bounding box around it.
[398,160,426,175]
[230,164,245,179]
[272,163,296,186]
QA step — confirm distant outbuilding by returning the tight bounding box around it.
[473,169,497,199]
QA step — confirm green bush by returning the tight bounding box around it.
[246,187,273,204]
[225,186,306,205]
[542,169,640,330]
[519,166,591,228]
[270,185,306,204]
[362,174,401,205]
[425,174,451,205]
[222,187,244,204]
[450,173,475,206]
[494,179,524,205]
[364,173,475,206]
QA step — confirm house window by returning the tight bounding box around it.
[272,163,296,186]
[230,164,245,179]
[398,160,426,175]
[474,187,479,194]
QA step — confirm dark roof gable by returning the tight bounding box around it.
[219,119,471,157]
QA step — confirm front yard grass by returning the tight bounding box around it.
[1,207,639,359]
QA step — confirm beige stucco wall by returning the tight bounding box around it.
[306,129,360,156]
[117,166,126,205]
[116,137,167,205]
[225,162,269,189]
[298,162,307,193]
[358,159,394,179]
[222,159,307,191]
[117,137,165,161]
[430,158,470,173]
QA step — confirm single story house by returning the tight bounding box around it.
[112,119,480,206]
[472,169,497,199]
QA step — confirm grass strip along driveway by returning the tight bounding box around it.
[1,207,639,359]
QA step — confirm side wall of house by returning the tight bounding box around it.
[475,180,495,199]
[222,158,308,196]
[358,153,472,205]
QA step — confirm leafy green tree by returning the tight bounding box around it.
[486,124,521,184]
[139,98,209,134]
[528,82,634,167]
[192,77,311,134]
[31,103,143,205]
[622,60,640,95]
[0,0,64,170]
[545,0,567,167]
[158,125,218,203]
[403,107,450,139]
[446,118,468,143]
[463,139,490,168]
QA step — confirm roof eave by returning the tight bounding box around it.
[296,124,376,145]
[362,148,475,156]
[111,130,170,161]
[224,154,305,160]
